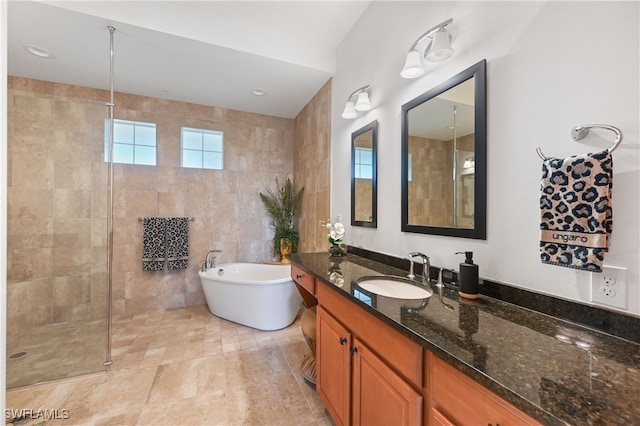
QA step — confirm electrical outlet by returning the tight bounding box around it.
[590,265,628,309]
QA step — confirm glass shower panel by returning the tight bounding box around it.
[6,80,109,388]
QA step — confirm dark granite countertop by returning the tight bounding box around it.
[290,252,640,426]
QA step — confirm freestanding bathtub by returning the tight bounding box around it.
[198,262,303,331]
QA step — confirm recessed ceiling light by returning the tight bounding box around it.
[252,88,266,96]
[23,44,55,59]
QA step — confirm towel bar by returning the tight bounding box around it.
[536,124,623,160]
[138,217,195,222]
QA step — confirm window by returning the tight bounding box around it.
[354,147,373,179]
[104,119,156,165]
[353,289,374,307]
[181,127,223,170]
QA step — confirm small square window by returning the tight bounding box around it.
[181,127,224,170]
[105,119,157,165]
[354,147,373,179]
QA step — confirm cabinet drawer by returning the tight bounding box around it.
[292,264,315,295]
[317,283,423,388]
[430,355,542,426]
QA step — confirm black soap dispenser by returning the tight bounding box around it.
[455,251,479,300]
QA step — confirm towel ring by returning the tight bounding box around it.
[536,124,623,160]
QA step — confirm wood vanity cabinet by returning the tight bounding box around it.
[316,284,423,426]
[301,265,541,426]
[427,354,542,426]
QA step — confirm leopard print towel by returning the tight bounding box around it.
[166,217,190,270]
[540,149,613,272]
[142,217,166,271]
[142,217,191,271]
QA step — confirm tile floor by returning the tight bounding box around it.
[7,319,106,389]
[6,305,332,425]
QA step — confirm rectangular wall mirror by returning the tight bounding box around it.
[351,120,378,228]
[401,60,486,239]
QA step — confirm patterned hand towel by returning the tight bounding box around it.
[142,217,166,271]
[166,217,190,270]
[539,149,613,272]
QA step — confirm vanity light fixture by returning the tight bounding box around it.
[400,18,454,79]
[341,85,371,119]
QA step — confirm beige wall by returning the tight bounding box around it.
[7,76,295,324]
[294,80,331,254]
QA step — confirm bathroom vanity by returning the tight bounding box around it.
[290,252,640,426]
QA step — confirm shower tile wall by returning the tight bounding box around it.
[407,134,475,227]
[7,76,296,322]
[294,80,331,254]
[7,77,108,336]
[408,135,454,227]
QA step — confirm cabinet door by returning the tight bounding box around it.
[430,407,456,426]
[317,306,351,426]
[352,338,422,426]
[431,356,542,426]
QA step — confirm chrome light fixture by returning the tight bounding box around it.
[401,18,454,79]
[341,85,371,119]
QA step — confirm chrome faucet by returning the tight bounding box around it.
[436,267,454,310]
[406,255,416,279]
[202,249,223,271]
[406,252,431,286]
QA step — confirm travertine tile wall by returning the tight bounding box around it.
[7,77,109,336]
[354,179,373,222]
[408,134,475,227]
[7,76,297,324]
[408,135,455,226]
[294,80,331,254]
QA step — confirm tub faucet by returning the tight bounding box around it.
[407,252,430,286]
[202,250,223,271]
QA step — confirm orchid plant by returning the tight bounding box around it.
[321,219,345,246]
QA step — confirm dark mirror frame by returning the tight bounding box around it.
[401,59,487,239]
[351,120,378,228]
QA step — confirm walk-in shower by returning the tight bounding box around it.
[6,26,115,387]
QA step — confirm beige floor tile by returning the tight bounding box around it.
[159,343,185,365]
[52,367,157,425]
[146,355,225,405]
[183,340,205,360]
[137,392,228,426]
[7,306,327,425]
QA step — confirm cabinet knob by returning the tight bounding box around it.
[339,337,347,345]
[296,274,303,279]
[350,346,358,354]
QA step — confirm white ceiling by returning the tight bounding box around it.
[8,1,371,118]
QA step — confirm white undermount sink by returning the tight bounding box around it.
[355,276,433,299]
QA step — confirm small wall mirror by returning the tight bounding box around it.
[401,60,486,239]
[351,120,378,228]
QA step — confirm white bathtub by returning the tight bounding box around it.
[198,262,303,331]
